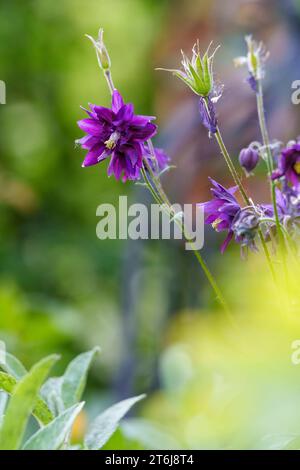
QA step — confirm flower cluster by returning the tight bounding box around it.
[77,29,300,265]
[202,139,300,253]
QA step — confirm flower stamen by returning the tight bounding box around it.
[105,131,120,150]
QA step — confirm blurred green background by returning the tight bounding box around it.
[0,0,168,370]
[2,0,300,449]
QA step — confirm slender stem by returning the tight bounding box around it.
[214,127,250,205]
[104,69,115,94]
[256,80,288,284]
[256,80,283,240]
[145,141,172,206]
[141,166,163,206]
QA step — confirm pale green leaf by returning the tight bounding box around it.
[61,347,100,408]
[1,353,27,380]
[85,394,145,450]
[23,402,84,450]
[41,377,64,416]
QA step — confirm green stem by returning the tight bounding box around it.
[142,158,232,319]
[214,127,250,205]
[256,81,283,240]
[104,69,115,94]
[256,80,288,283]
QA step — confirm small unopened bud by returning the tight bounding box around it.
[239,147,259,174]
[86,28,111,71]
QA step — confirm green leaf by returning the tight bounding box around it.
[0,354,59,450]
[0,371,16,394]
[61,347,100,408]
[0,371,54,425]
[23,402,84,450]
[85,394,145,450]
[195,55,204,78]
[188,63,205,93]
[1,353,27,380]
[202,53,211,94]
[41,377,64,416]
[33,395,55,426]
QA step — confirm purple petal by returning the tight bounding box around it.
[115,103,134,123]
[77,118,103,136]
[129,122,157,141]
[82,143,107,167]
[205,213,220,224]
[289,169,300,187]
[199,97,218,134]
[131,115,156,126]
[111,90,124,113]
[271,168,284,180]
[90,104,114,123]
[76,135,99,149]
[107,153,121,179]
[220,231,233,254]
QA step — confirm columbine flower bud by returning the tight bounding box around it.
[86,28,111,71]
[234,35,269,92]
[239,147,259,174]
[158,41,220,97]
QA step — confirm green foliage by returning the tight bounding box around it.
[0,355,58,450]
[84,394,145,450]
[23,403,84,450]
[61,347,100,408]
[0,349,144,450]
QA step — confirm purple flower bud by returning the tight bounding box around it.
[199,96,218,134]
[239,147,259,174]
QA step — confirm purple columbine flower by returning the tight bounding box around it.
[200,179,265,253]
[199,178,241,253]
[272,143,300,188]
[199,96,218,134]
[77,90,157,182]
